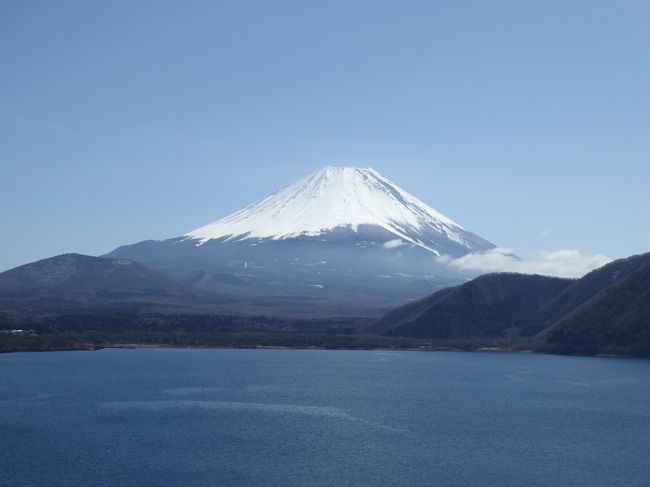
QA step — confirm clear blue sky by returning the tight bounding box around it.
[1,0,649,271]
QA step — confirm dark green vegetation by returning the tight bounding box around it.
[1,252,649,356]
[0,331,498,354]
[0,333,94,352]
[0,311,516,353]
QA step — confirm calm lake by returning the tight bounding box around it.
[1,348,650,486]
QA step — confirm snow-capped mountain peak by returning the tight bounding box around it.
[185,166,493,255]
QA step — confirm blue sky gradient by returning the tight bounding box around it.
[1,0,649,271]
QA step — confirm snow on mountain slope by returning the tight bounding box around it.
[185,166,492,255]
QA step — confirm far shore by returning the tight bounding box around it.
[1,338,637,359]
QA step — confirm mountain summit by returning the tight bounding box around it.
[107,166,497,314]
[186,166,493,256]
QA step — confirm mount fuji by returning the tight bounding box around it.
[106,167,497,314]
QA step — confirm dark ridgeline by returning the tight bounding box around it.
[375,252,650,356]
[1,252,649,357]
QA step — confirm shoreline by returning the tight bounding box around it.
[1,330,641,358]
[0,340,636,359]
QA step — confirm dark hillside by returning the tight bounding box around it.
[374,273,571,339]
[540,253,650,356]
[524,254,650,335]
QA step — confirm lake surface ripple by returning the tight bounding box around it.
[2,348,650,486]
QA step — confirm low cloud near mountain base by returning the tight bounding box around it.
[439,247,611,278]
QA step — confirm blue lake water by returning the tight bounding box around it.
[1,348,650,486]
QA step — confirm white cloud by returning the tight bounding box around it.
[441,247,612,279]
[383,239,405,249]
